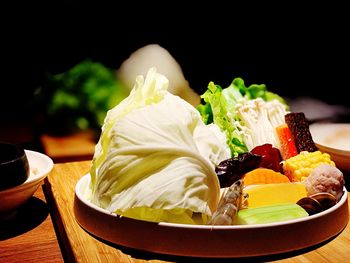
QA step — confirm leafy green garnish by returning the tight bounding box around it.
[197,77,288,156]
[34,59,129,134]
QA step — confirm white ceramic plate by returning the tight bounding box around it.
[310,123,350,152]
[74,174,349,258]
[0,150,54,219]
[310,123,350,172]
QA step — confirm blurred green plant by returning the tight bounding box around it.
[34,59,130,135]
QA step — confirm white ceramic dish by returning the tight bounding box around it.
[310,123,350,172]
[74,174,349,258]
[0,150,54,220]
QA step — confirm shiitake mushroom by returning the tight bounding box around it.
[297,192,337,215]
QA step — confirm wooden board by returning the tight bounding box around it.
[45,161,350,262]
[40,132,96,163]
[0,182,64,263]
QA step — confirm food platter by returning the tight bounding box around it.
[74,173,349,258]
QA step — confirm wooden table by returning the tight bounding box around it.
[1,161,350,262]
[40,132,96,163]
[0,182,64,262]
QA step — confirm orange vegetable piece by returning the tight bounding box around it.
[243,168,290,186]
[276,123,298,160]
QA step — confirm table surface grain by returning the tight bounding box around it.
[0,181,64,262]
[48,161,350,263]
[1,161,350,263]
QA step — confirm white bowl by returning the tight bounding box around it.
[74,174,348,258]
[310,123,350,173]
[0,150,54,220]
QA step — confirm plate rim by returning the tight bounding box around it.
[74,173,349,258]
[0,150,53,194]
[76,173,348,229]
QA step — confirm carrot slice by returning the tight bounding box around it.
[243,168,290,186]
[276,123,298,160]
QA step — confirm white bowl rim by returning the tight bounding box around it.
[314,142,350,156]
[310,122,350,155]
[0,150,54,194]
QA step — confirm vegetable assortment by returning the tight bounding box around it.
[198,77,345,225]
[89,68,345,226]
[197,78,288,156]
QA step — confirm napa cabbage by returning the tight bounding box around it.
[89,67,230,224]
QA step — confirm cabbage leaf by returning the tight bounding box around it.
[89,68,230,224]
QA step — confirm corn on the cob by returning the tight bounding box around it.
[283,151,335,182]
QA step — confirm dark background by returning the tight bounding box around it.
[1,4,349,123]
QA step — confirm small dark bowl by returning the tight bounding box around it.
[0,142,30,191]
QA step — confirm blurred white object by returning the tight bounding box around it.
[117,44,200,107]
[310,123,350,173]
[288,96,350,121]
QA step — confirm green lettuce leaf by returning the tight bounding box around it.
[197,77,288,156]
[198,81,247,156]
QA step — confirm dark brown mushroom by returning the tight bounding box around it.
[297,197,322,215]
[309,192,337,210]
[297,192,338,215]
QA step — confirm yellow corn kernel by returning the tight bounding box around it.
[283,151,335,182]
